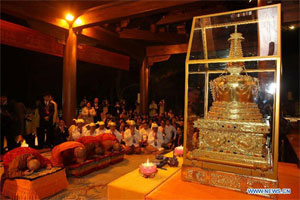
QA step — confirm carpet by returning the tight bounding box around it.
[46,154,155,200]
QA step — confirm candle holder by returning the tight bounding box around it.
[139,159,158,178]
[174,146,184,157]
[168,155,179,167]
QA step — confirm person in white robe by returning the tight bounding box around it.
[81,102,96,124]
[123,120,141,154]
[69,119,87,141]
[105,121,122,142]
[83,122,98,136]
[158,120,173,149]
[146,123,164,154]
[96,121,107,135]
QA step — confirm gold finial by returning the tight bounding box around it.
[227,25,244,75]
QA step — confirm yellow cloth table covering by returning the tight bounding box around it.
[107,152,182,200]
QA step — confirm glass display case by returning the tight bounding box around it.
[182,4,281,197]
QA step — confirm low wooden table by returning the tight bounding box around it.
[145,162,300,200]
[107,152,183,200]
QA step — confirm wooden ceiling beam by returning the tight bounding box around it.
[146,43,188,57]
[1,2,145,60]
[282,3,300,23]
[1,2,70,29]
[156,6,227,25]
[73,0,198,29]
[81,27,145,60]
[26,19,68,42]
[119,29,188,44]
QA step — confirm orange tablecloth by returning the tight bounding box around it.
[146,162,300,200]
[2,168,68,200]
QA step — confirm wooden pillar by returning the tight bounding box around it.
[63,28,77,126]
[140,58,149,114]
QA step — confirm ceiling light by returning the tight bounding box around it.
[66,14,74,22]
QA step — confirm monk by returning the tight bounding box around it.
[96,133,122,155]
[76,136,104,158]
[51,141,86,167]
[3,147,52,178]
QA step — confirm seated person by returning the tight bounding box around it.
[96,121,107,135]
[76,136,104,158]
[123,120,141,154]
[145,123,164,154]
[96,133,122,155]
[172,126,184,149]
[139,121,151,148]
[51,141,86,167]
[54,119,69,145]
[69,119,87,141]
[158,120,173,149]
[68,119,77,136]
[83,122,97,136]
[105,121,122,142]
[166,119,177,143]
[3,147,52,178]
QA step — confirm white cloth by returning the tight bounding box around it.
[158,126,174,144]
[82,125,97,136]
[148,130,164,150]
[96,128,107,135]
[139,128,151,141]
[167,125,177,140]
[71,127,89,140]
[105,129,122,142]
[124,129,141,147]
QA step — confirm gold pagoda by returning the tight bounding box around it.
[188,26,271,170]
[182,5,280,197]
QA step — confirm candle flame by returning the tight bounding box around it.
[143,158,153,167]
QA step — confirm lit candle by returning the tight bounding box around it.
[175,146,184,156]
[139,158,157,178]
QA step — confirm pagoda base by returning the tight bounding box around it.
[182,165,278,198]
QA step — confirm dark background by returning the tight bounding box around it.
[1,20,299,115]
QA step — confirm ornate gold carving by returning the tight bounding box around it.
[197,130,266,155]
[182,166,278,198]
[210,26,259,104]
[194,118,269,133]
[210,172,241,190]
[190,149,270,170]
[190,27,271,172]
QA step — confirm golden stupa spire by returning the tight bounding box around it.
[227,25,245,75]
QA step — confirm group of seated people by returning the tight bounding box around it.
[0,116,184,199]
[1,112,184,182]
[67,118,184,155]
